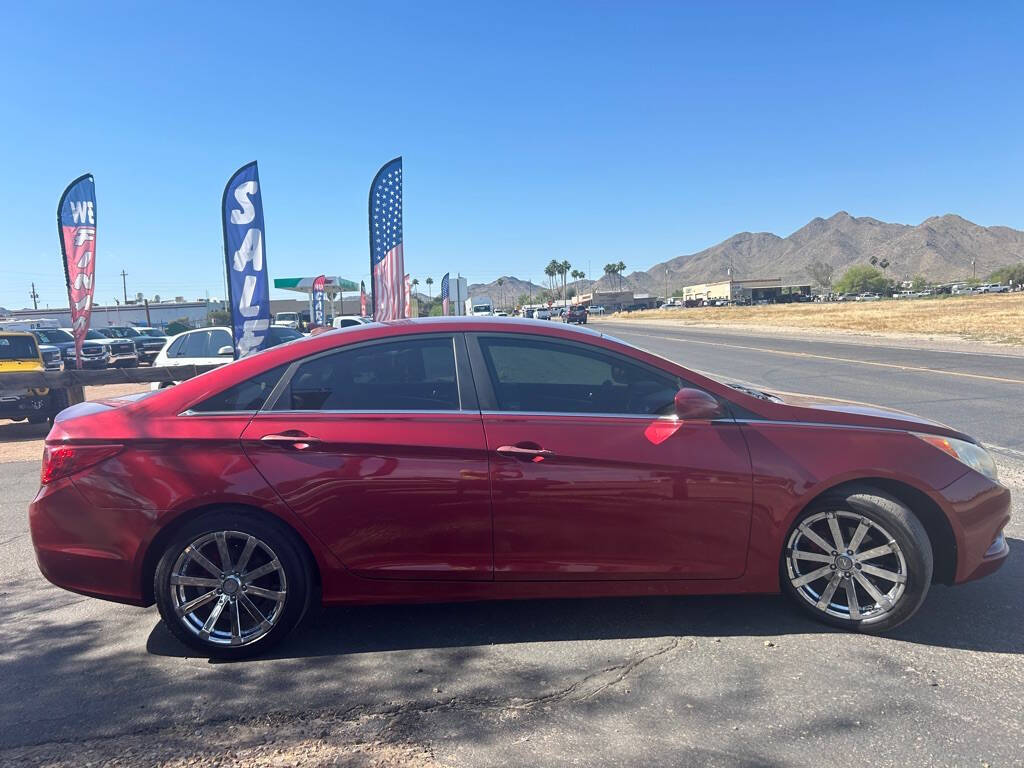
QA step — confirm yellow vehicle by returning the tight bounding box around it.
[0,331,68,424]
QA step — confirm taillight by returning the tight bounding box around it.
[41,443,123,485]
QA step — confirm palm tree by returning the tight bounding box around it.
[497,277,505,310]
[425,276,433,299]
[603,263,615,288]
[571,269,585,298]
[616,261,626,290]
[544,260,559,295]
[556,260,571,306]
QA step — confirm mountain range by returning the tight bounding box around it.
[469,212,1024,300]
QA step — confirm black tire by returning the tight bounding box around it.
[48,388,71,423]
[27,414,48,424]
[781,486,933,634]
[154,510,312,659]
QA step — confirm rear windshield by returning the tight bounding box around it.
[0,335,39,359]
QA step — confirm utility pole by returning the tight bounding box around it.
[120,270,128,303]
[29,282,39,310]
[665,268,669,301]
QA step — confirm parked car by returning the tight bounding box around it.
[534,308,552,320]
[31,328,111,369]
[274,312,301,329]
[151,325,304,387]
[0,331,69,424]
[331,315,374,329]
[589,305,606,315]
[95,326,168,364]
[564,305,588,324]
[522,308,536,318]
[854,293,882,302]
[38,344,63,371]
[30,317,1010,657]
[60,328,138,367]
[977,284,1010,294]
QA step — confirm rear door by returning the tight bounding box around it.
[241,333,493,580]
[468,333,753,581]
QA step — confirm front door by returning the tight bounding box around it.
[469,333,753,580]
[241,334,493,580]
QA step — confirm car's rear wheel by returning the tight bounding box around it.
[781,488,933,633]
[154,512,312,659]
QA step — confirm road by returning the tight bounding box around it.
[1,322,1021,766]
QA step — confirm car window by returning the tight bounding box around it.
[190,365,288,413]
[84,330,106,340]
[274,337,459,411]
[181,331,212,358]
[209,329,233,355]
[34,329,75,344]
[477,336,681,415]
[165,336,183,358]
[335,318,362,328]
[0,335,38,359]
[267,327,303,345]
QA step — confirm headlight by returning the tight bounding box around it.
[914,433,998,482]
[62,348,74,357]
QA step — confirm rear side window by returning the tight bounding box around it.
[0,335,38,359]
[274,337,459,411]
[166,336,185,358]
[190,365,288,413]
[477,336,680,415]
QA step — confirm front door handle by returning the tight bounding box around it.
[260,432,322,450]
[496,444,553,462]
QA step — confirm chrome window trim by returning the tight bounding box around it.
[180,409,258,417]
[479,409,684,421]
[251,408,476,417]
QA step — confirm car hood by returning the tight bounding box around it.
[775,392,956,432]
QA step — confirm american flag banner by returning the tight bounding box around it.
[57,174,97,369]
[369,157,404,321]
[441,272,450,316]
[360,280,367,317]
[404,274,412,318]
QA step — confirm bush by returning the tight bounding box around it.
[989,263,1024,285]
[165,318,193,336]
[834,265,891,295]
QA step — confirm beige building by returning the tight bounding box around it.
[681,278,811,304]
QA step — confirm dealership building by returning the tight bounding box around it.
[681,278,812,304]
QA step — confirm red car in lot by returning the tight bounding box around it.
[30,318,1010,657]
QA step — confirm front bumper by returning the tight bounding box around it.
[942,471,1012,583]
[0,393,48,419]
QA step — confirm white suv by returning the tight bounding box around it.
[151,325,303,388]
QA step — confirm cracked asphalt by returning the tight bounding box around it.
[1,324,1022,766]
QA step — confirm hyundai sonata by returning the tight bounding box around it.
[30,318,1010,657]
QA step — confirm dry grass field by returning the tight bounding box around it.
[615,292,1024,345]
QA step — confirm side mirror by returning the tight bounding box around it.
[674,388,724,420]
[217,345,234,357]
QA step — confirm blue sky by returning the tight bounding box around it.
[1,1,1022,309]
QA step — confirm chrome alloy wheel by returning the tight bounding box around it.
[785,510,908,623]
[169,531,288,647]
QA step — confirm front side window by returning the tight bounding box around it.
[0,335,38,359]
[477,336,680,415]
[209,329,233,355]
[274,337,459,411]
[190,365,288,413]
[34,329,74,345]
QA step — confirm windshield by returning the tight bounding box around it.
[138,327,165,336]
[276,313,299,321]
[0,335,38,360]
[33,328,74,344]
[101,327,130,338]
[84,330,107,340]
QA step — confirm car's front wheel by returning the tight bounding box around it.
[781,487,933,633]
[154,511,312,658]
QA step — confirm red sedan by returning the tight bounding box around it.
[30,318,1010,657]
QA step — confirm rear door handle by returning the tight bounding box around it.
[260,432,322,450]
[496,444,553,461]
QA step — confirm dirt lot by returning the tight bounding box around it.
[616,292,1024,345]
[0,383,150,463]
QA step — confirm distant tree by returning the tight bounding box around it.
[603,263,615,287]
[207,309,230,325]
[425,276,433,299]
[616,261,626,289]
[545,260,559,293]
[806,261,835,292]
[166,317,193,335]
[556,260,571,304]
[834,265,890,295]
[496,277,505,309]
[990,262,1024,286]
[911,275,929,291]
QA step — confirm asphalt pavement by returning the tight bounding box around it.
[1,322,1021,766]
